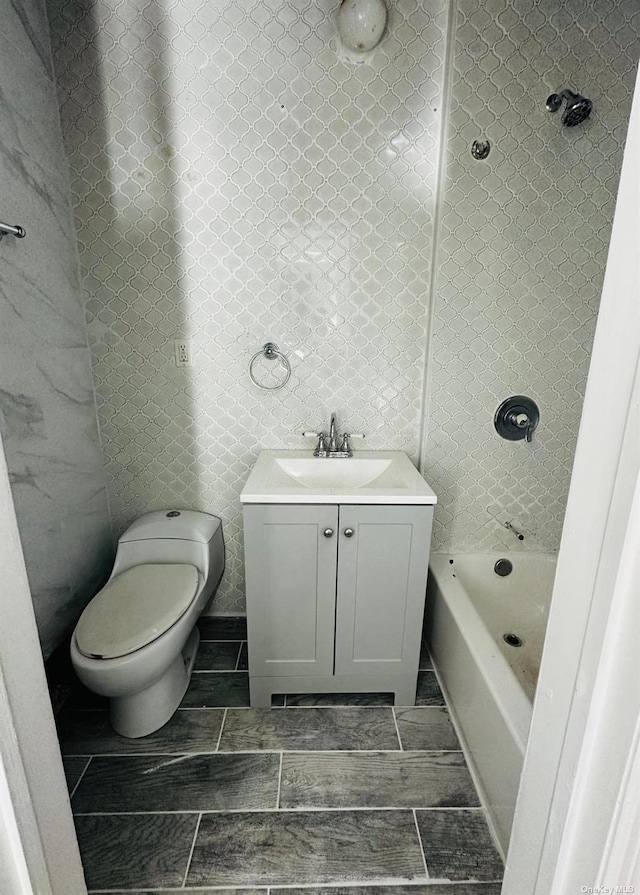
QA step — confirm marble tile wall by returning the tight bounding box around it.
[48,0,449,613]
[422,0,640,553]
[0,0,112,658]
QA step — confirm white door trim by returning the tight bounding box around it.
[502,62,640,893]
[0,434,87,895]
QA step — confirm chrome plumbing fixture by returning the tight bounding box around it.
[494,395,540,443]
[471,139,491,160]
[302,412,364,458]
[546,89,592,127]
[0,221,26,242]
[504,521,524,541]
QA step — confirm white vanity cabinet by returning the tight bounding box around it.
[243,503,433,707]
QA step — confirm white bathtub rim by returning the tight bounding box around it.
[430,553,532,753]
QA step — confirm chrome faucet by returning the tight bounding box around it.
[504,520,525,541]
[302,412,360,458]
[328,412,339,453]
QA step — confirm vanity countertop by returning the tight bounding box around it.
[240,450,437,505]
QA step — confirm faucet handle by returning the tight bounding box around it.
[302,431,328,456]
[340,433,352,454]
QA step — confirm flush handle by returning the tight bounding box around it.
[344,528,354,538]
[323,528,334,538]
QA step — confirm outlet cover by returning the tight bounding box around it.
[174,338,191,366]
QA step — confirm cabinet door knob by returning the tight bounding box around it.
[323,528,334,538]
[344,528,354,538]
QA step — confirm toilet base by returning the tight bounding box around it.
[109,627,201,738]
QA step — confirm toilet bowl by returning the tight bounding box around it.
[70,509,224,738]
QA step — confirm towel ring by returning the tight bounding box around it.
[249,342,292,391]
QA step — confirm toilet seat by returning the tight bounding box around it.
[75,564,200,660]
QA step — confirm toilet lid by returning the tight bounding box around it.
[75,564,200,659]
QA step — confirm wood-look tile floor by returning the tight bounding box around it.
[59,617,503,893]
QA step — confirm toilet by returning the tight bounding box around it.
[70,509,224,738]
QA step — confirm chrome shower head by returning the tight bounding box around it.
[546,89,592,127]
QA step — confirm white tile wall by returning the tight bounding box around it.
[48,0,640,611]
[49,0,449,613]
[422,0,640,554]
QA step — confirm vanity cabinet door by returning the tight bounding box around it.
[244,504,339,677]
[334,505,433,676]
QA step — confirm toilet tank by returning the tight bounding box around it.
[121,510,220,544]
[112,510,224,597]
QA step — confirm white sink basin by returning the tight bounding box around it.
[275,456,394,490]
[241,451,437,505]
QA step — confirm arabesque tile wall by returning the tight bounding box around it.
[423,0,640,553]
[48,0,639,613]
[48,0,448,612]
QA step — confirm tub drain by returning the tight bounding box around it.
[503,633,523,648]
[494,558,513,577]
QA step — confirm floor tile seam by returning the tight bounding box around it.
[176,705,405,710]
[262,707,398,712]
[73,806,485,817]
[197,638,245,642]
[412,807,431,880]
[214,708,228,752]
[64,748,465,758]
[278,749,465,756]
[276,802,482,812]
[193,668,242,673]
[234,641,246,671]
[391,707,403,750]
[174,706,247,712]
[276,706,397,711]
[192,670,247,675]
[68,756,92,800]
[182,811,203,888]
[276,751,283,809]
[75,802,482,816]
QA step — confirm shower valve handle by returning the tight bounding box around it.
[508,412,534,443]
[495,397,539,444]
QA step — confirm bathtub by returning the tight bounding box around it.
[425,552,557,857]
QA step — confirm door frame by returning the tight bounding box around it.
[0,434,87,895]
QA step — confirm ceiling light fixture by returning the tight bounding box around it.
[337,0,387,53]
